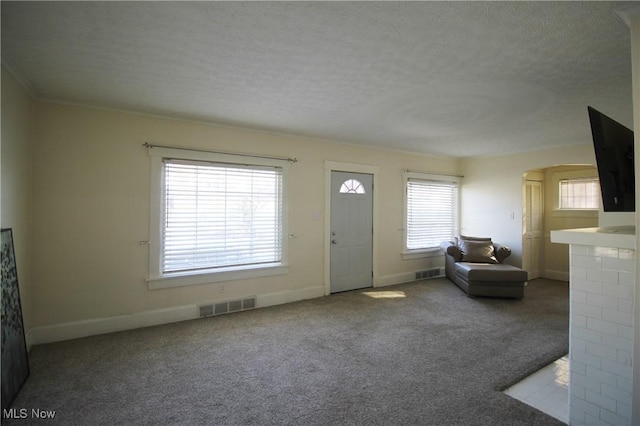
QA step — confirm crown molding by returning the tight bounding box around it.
[614,3,640,27]
[1,59,38,98]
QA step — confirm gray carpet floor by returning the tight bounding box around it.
[5,278,569,425]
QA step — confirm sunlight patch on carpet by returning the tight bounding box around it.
[362,291,406,299]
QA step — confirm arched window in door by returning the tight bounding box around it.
[339,179,365,194]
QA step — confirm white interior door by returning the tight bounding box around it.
[330,171,373,293]
[523,180,543,280]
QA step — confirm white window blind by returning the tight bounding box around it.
[406,177,459,250]
[559,178,600,209]
[162,159,283,274]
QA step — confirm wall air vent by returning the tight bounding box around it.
[199,304,214,317]
[415,267,444,280]
[199,296,257,317]
[242,298,255,309]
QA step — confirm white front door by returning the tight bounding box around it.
[330,171,373,293]
[523,180,543,280]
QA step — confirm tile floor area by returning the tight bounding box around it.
[504,356,569,424]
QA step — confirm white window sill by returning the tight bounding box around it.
[401,248,443,260]
[147,263,289,290]
[551,209,598,218]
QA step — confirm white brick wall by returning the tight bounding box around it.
[569,245,635,426]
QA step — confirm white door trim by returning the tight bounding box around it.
[324,161,380,296]
[523,179,544,280]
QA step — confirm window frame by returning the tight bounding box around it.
[558,177,601,210]
[402,172,461,260]
[147,147,289,290]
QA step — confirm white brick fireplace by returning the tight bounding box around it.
[551,226,636,425]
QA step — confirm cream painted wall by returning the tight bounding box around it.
[460,145,597,268]
[1,69,34,331]
[11,71,634,347]
[543,165,599,280]
[29,101,461,334]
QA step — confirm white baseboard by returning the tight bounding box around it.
[544,269,569,282]
[257,285,325,307]
[25,328,35,352]
[28,304,197,346]
[375,268,444,288]
[28,285,325,346]
[375,272,417,287]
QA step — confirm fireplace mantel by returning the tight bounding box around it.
[551,226,635,250]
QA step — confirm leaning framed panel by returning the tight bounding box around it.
[1,228,29,410]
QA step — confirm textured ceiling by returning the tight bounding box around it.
[1,1,635,158]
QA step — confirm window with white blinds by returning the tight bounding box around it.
[162,159,283,274]
[559,178,600,209]
[405,173,460,251]
[147,147,289,288]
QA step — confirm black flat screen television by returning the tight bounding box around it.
[588,106,635,212]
